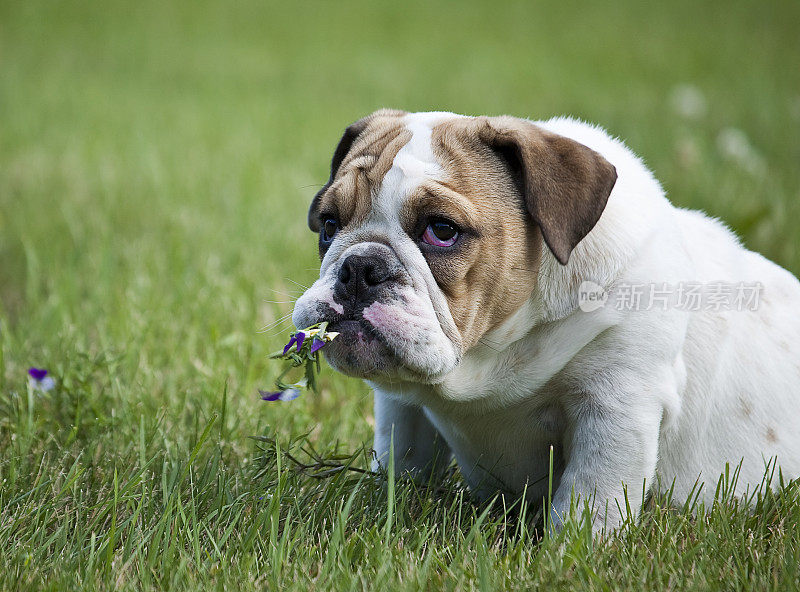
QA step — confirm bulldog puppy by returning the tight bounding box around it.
[292,109,800,532]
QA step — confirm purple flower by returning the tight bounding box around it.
[259,387,301,402]
[260,390,282,401]
[28,367,55,392]
[282,331,306,355]
[310,338,326,354]
[28,367,48,381]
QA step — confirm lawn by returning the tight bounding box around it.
[1,0,799,589]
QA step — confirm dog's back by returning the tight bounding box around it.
[660,207,800,500]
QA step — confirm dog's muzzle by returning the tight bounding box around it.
[292,240,461,381]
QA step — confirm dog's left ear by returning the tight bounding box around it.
[480,117,617,265]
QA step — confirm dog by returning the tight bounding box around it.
[291,109,800,532]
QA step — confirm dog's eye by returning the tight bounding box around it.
[421,219,459,247]
[321,218,338,244]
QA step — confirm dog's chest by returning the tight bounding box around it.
[423,399,566,500]
[413,326,580,499]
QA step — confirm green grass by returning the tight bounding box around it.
[1,0,799,589]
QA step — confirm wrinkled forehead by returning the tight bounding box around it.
[315,112,466,228]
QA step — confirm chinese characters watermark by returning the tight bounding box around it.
[578,281,763,313]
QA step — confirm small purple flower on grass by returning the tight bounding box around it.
[260,390,281,401]
[29,368,48,381]
[28,367,55,392]
[259,387,301,402]
[310,338,326,354]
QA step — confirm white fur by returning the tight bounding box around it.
[298,112,800,533]
[371,114,800,532]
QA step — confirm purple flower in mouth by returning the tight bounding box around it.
[282,331,306,355]
[28,367,55,392]
[259,389,282,401]
[265,324,339,404]
[260,387,302,402]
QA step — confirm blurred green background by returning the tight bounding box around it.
[2,0,800,456]
[1,0,799,587]
[1,0,799,467]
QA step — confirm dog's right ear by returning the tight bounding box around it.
[479,117,617,265]
[307,118,370,232]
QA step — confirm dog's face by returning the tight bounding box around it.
[292,110,617,383]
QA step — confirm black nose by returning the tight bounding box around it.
[335,254,391,302]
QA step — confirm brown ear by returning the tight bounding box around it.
[307,117,370,232]
[480,117,617,265]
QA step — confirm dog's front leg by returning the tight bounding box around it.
[550,392,664,534]
[371,389,451,482]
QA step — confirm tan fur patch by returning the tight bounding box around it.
[309,110,411,231]
[428,118,542,349]
[738,396,753,418]
[766,427,778,444]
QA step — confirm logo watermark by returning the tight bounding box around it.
[578,281,763,313]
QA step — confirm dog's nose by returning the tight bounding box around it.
[335,254,391,301]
